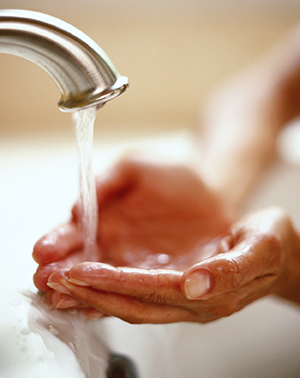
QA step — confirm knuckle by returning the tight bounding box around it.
[137,291,165,305]
[265,233,281,253]
[261,233,283,270]
[214,256,243,288]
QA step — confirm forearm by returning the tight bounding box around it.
[275,229,300,306]
[198,24,300,211]
[199,79,278,211]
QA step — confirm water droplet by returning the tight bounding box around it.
[20,346,27,353]
[75,107,98,256]
[48,325,58,336]
[9,300,22,306]
[68,342,76,352]
[21,327,31,335]
[157,253,170,265]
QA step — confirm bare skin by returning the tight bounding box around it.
[33,25,300,323]
[45,207,300,324]
[33,159,233,314]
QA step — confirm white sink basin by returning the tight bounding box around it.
[1,130,300,378]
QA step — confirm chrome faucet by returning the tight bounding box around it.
[0,9,128,111]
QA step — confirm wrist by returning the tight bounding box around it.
[274,230,300,306]
[196,162,241,216]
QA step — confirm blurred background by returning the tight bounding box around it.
[2,2,300,378]
[1,0,300,142]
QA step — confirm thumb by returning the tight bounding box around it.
[181,234,280,300]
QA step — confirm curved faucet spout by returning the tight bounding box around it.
[0,9,128,111]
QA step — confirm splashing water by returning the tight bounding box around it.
[73,107,98,258]
[26,291,110,378]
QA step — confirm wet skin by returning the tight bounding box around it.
[33,158,231,315]
[33,159,300,323]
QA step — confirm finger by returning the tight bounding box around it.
[33,248,89,292]
[182,232,281,300]
[33,222,83,264]
[71,162,133,220]
[96,159,140,207]
[47,290,107,318]
[47,269,104,314]
[39,289,80,309]
[50,289,83,309]
[67,262,186,306]
[33,263,63,291]
[47,268,74,294]
[58,281,202,324]
[83,308,109,320]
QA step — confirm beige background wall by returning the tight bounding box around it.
[0,1,300,140]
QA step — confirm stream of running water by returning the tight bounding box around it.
[73,107,98,259]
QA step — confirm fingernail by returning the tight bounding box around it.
[184,271,211,299]
[67,278,90,287]
[55,297,81,309]
[61,281,77,291]
[47,281,71,295]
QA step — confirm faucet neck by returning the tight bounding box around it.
[0,9,128,111]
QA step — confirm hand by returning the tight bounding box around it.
[46,207,300,323]
[33,156,233,305]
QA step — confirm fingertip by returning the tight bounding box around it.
[45,289,81,309]
[55,296,82,309]
[32,237,45,264]
[33,223,83,264]
[48,268,69,284]
[182,269,213,300]
[32,235,58,264]
[68,262,92,279]
[182,250,245,300]
[33,270,48,292]
[33,263,59,292]
[71,204,80,222]
[67,278,91,287]
[84,308,109,319]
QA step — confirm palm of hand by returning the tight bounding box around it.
[33,159,233,292]
[96,162,231,270]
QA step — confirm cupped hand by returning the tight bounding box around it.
[91,156,234,266]
[33,156,233,306]
[46,207,300,323]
